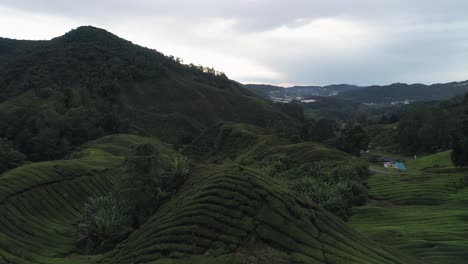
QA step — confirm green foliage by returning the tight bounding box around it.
[451,109,468,166]
[301,119,336,142]
[288,160,369,219]
[257,155,369,220]
[116,143,191,229]
[258,156,288,178]
[397,106,455,154]
[76,194,129,254]
[293,178,350,216]
[336,123,370,156]
[167,155,190,189]
[117,143,168,228]
[0,138,26,174]
[365,124,398,149]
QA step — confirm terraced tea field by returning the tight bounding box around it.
[0,131,428,264]
[349,151,468,264]
[0,134,176,264]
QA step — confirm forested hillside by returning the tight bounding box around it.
[0,26,298,161]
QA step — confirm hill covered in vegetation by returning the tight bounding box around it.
[0,26,298,161]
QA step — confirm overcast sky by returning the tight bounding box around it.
[1,0,468,86]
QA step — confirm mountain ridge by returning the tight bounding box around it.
[245,81,468,103]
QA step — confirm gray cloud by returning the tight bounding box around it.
[1,0,468,85]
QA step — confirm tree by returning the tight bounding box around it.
[336,123,369,156]
[451,109,468,166]
[116,143,166,229]
[315,119,335,142]
[397,106,454,154]
[301,119,335,142]
[115,144,191,229]
[0,138,26,174]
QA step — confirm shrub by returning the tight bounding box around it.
[336,123,370,156]
[259,156,288,178]
[292,178,351,219]
[76,194,129,254]
[285,160,369,220]
[167,155,190,189]
[0,138,26,174]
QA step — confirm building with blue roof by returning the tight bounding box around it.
[395,162,407,171]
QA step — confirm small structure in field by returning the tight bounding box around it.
[383,157,407,171]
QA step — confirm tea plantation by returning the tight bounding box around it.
[102,164,418,264]
[349,151,468,264]
[0,132,420,264]
[0,134,176,264]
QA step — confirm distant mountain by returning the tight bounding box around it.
[245,83,361,102]
[246,81,468,104]
[337,81,468,103]
[0,26,298,160]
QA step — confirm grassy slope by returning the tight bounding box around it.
[406,150,453,170]
[349,151,468,264]
[0,134,175,264]
[102,165,418,264]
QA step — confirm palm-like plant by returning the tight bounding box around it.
[167,155,190,188]
[169,155,189,177]
[77,194,128,254]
